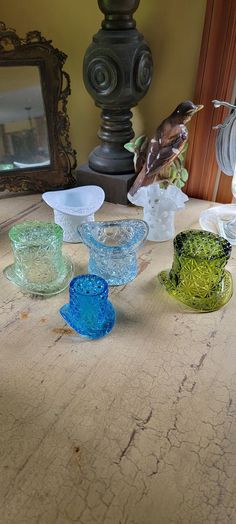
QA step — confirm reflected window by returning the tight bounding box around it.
[0,65,50,171]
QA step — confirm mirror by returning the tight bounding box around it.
[0,22,77,193]
[0,66,50,171]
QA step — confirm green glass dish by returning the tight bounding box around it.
[158,230,233,312]
[3,221,73,296]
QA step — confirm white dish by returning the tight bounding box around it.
[199,204,236,239]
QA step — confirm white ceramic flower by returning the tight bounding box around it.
[128,183,188,242]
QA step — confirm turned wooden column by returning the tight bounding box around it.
[75,0,153,204]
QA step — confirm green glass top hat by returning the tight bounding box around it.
[3,221,73,296]
[158,229,233,312]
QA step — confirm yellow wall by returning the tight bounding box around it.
[1,0,206,165]
[0,65,40,91]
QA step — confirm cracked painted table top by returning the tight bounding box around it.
[0,194,236,524]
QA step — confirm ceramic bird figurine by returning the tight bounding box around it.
[128,100,203,196]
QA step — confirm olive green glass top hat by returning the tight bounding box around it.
[3,221,73,296]
[158,229,233,312]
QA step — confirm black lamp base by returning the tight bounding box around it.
[74,163,136,205]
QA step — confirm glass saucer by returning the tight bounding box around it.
[60,300,116,339]
[3,256,73,296]
[199,204,236,244]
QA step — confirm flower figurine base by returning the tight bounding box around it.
[79,219,149,286]
[128,184,188,242]
[60,274,115,339]
[158,230,233,312]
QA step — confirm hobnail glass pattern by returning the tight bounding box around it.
[79,219,149,285]
[158,230,233,311]
[60,274,116,339]
[3,221,73,295]
[128,184,188,241]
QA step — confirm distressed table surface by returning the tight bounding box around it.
[0,194,236,524]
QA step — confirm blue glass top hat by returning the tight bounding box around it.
[79,219,149,285]
[60,274,116,339]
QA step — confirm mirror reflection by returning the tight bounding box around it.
[0,65,50,171]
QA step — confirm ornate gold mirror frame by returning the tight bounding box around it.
[0,22,77,193]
